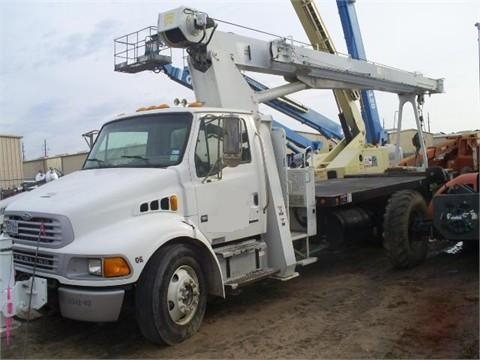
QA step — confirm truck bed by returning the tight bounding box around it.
[315,175,426,207]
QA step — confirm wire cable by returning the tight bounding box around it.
[22,223,43,358]
[212,17,318,49]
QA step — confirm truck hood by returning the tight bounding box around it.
[6,168,182,238]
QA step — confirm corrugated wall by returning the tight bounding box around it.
[62,153,87,174]
[23,152,88,179]
[45,157,62,172]
[387,130,434,157]
[24,157,61,178]
[0,135,24,189]
[23,159,45,180]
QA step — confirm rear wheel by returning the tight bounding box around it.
[135,244,207,345]
[383,190,428,268]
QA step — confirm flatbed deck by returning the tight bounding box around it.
[315,175,426,207]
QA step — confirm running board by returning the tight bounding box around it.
[296,257,317,266]
[224,268,279,290]
[270,271,300,281]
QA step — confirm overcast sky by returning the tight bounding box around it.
[1,0,479,160]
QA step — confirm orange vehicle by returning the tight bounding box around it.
[399,133,479,173]
[428,172,479,215]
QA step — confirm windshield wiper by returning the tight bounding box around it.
[85,158,107,167]
[121,155,150,163]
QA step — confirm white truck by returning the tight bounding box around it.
[0,6,443,345]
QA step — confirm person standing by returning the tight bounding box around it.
[35,170,46,183]
[45,167,59,182]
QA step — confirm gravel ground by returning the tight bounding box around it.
[2,241,478,359]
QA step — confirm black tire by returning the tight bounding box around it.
[383,190,428,269]
[135,244,207,345]
[463,240,479,253]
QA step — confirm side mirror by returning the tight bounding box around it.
[82,130,99,149]
[223,117,242,167]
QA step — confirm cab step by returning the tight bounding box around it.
[224,268,278,290]
[296,257,317,266]
[213,239,263,258]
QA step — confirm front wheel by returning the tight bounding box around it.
[383,190,428,269]
[135,244,207,345]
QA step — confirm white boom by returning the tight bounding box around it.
[153,6,442,169]
[156,7,442,105]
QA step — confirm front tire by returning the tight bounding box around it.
[135,244,207,345]
[383,190,428,269]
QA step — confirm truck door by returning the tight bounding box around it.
[192,115,263,244]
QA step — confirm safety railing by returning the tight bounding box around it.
[114,26,172,73]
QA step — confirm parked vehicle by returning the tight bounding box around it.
[0,5,444,345]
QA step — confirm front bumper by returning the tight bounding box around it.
[58,287,125,322]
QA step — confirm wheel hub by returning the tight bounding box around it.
[167,265,200,325]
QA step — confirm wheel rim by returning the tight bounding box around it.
[409,209,425,244]
[166,265,200,325]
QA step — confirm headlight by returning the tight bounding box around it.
[87,257,130,277]
[88,258,102,276]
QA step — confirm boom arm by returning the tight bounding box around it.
[336,0,387,145]
[159,29,442,108]
[116,6,443,173]
[117,8,442,106]
[291,0,364,143]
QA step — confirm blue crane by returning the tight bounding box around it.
[336,0,387,145]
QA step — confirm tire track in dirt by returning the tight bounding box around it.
[3,244,477,359]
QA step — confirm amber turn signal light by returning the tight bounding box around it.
[170,195,178,211]
[103,257,131,277]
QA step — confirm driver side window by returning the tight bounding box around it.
[194,116,251,178]
[195,118,223,177]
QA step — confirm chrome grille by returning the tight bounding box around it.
[4,211,74,249]
[6,215,62,245]
[13,249,59,273]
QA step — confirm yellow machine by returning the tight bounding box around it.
[291,0,390,179]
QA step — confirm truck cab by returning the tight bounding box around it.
[2,106,294,344]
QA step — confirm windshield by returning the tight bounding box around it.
[84,113,192,169]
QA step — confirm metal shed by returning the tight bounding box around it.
[0,134,24,190]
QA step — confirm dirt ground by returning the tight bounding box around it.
[2,241,478,359]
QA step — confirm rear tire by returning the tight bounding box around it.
[135,244,207,345]
[383,190,428,269]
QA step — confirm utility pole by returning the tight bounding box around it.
[21,142,25,160]
[43,139,48,158]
